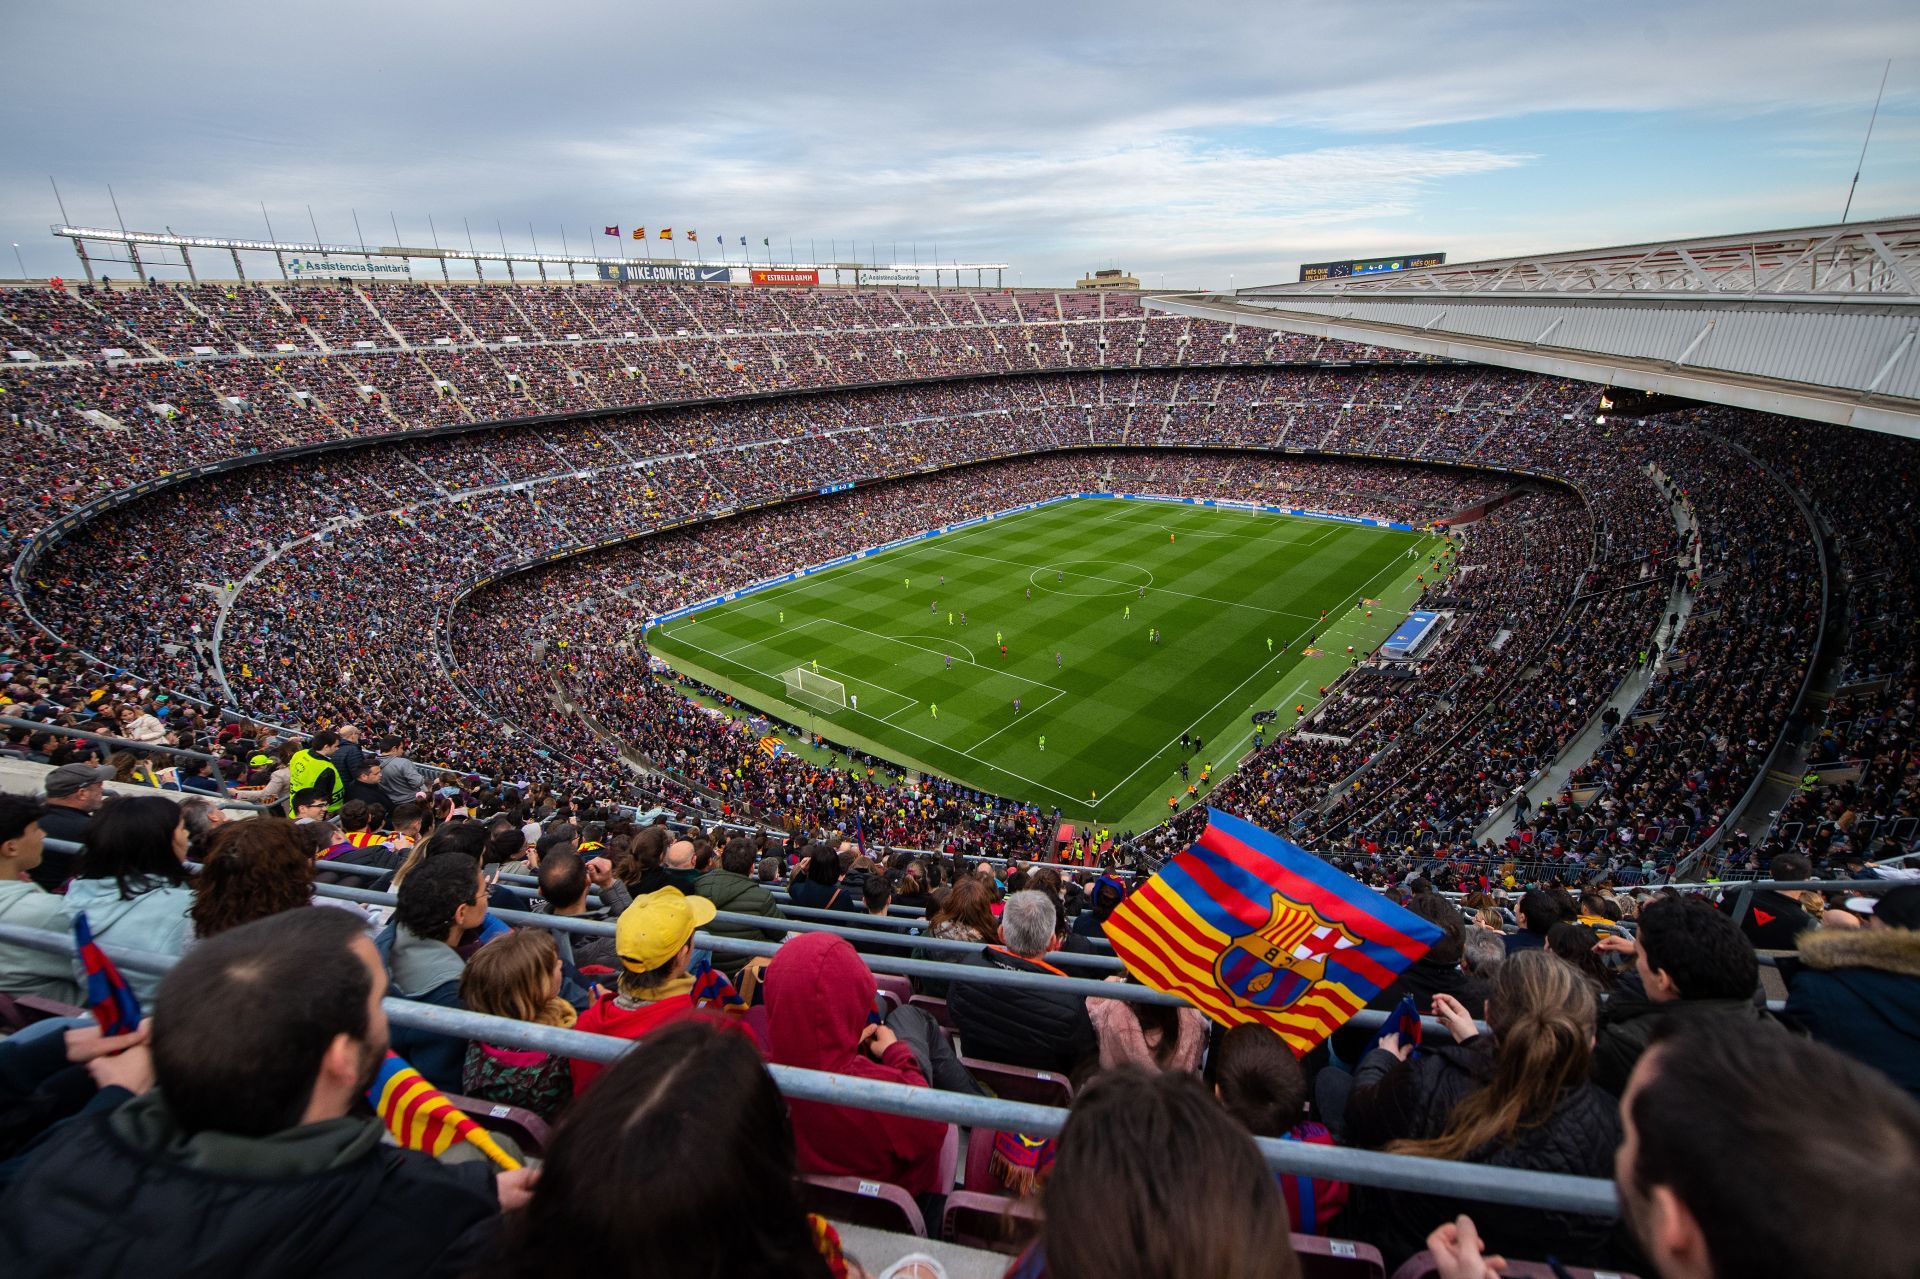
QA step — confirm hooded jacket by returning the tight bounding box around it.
[1784,926,1920,1102]
[762,932,947,1195]
[1591,990,1780,1096]
[0,1090,497,1278]
[61,879,194,1006]
[373,922,468,1091]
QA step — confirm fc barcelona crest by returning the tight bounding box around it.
[1213,895,1361,1011]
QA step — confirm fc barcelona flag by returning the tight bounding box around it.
[1103,808,1441,1054]
[73,911,142,1036]
[367,1051,522,1170]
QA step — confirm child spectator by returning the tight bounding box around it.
[1213,1023,1350,1235]
[459,929,575,1119]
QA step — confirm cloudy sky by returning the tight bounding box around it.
[5,0,1917,287]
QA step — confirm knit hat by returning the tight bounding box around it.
[615,887,717,973]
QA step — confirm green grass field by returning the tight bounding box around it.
[646,497,1443,832]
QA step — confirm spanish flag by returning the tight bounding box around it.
[659,228,673,240]
[367,1051,521,1169]
[1103,808,1441,1054]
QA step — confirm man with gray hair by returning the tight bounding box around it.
[1462,926,1507,990]
[948,889,1098,1074]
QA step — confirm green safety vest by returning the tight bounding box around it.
[286,749,343,815]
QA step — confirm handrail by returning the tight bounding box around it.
[0,716,273,810]
[0,921,1616,1216]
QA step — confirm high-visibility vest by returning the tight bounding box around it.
[286,749,343,815]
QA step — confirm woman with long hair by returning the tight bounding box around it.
[62,795,194,1003]
[189,818,316,938]
[490,1019,848,1278]
[1008,1068,1301,1279]
[926,875,997,943]
[1084,984,1208,1075]
[1344,949,1619,1265]
[458,928,576,1119]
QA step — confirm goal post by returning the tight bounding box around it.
[781,666,847,712]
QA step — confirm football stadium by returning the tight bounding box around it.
[1,6,1918,1278]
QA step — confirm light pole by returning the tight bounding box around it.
[10,243,23,279]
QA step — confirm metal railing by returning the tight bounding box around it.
[0,716,273,810]
[0,921,1617,1216]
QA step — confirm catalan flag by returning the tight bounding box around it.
[1103,808,1441,1054]
[73,911,141,1036]
[367,1051,521,1169]
[631,227,645,241]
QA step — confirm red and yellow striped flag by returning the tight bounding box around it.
[366,1051,521,1169]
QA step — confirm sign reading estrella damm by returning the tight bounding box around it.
[1298,253,1446,283]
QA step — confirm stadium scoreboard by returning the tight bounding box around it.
[1298,252,1446,283]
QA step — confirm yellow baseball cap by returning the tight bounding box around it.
[615,887,717,972]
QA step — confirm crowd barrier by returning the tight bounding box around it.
[0,922,1618,1217]
[0,715,275,810]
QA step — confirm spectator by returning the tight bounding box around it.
[926,874,997,942]
[949,890,1097,1075]
[374,852,489,1090]
[1717,853,1817,950]
[1783,885,1920,1102]
[330,724,367,789]
[1459,926,1505,998]
[490,1020,849,1278]
[1011,1067,1301,1279]
[1346,951,1619,1266]
[1439,1018,1920,1279]
[232,744,292,809]
[1591,897,1774,1095]
[0,909,518,1274]
[341,756,390,815]
[30,762,114,890]
[1213,1023,1349,1236]
[533,847,629,971]
[378,736,431,811]
[1070,872,1126,938]
[760,931,950,1199]
[459,928,575,1120]
[189,818,317,939]
[60,796,194,1006]
[1548,920,1618,993]
[692,837,786,952]
[1332,893,1482,1062]
[1084,983,1207,1075]
[285,730,343,816]
[570,887,719,1093]
[1503,888,1572,954]
[787,843,845,909]
[0,795,81,1002]
[176,795,226,846]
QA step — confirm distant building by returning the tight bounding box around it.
[1076,268,1139,291]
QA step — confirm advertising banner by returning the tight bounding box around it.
[597,263,731,283]
[286,256,411,280]
[857,268,920,287]
[750,268,820,287]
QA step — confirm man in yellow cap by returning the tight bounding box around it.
[569,887,719,1092]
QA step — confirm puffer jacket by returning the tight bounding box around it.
[61,879,194,1006]
[1344,1038,1622,1267]
[1592,991,1782,1096]
[1784,926,1920,1102]
[762,932,947,1195]
[0,1090,497,1278]
[948,947,1098,1075]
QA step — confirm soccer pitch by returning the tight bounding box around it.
[646,497,1444,832]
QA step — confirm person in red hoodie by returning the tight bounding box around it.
[762,931,949,1197]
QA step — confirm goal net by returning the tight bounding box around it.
[782,666,847,713]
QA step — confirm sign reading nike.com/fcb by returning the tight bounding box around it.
[1103,808,1442,1054]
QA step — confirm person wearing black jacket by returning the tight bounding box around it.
[0,908,522,1278]
[1716,853,1817,951]
[1329,892,1487,1065]
[948,890,1098,1075]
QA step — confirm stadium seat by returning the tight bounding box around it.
[445,1093,554,1158]
[941,1189,1042,1253]
[0,993,88,1031]
[874,972,914,1010]
[961,1057,1073,1108]
[1391,1253,1635,1279]
[1294,1234,1387,1279]
[798,1174,928,1236]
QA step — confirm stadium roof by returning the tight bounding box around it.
[1148,216,1920,439]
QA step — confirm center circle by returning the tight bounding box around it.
[1029,560,1156,597]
